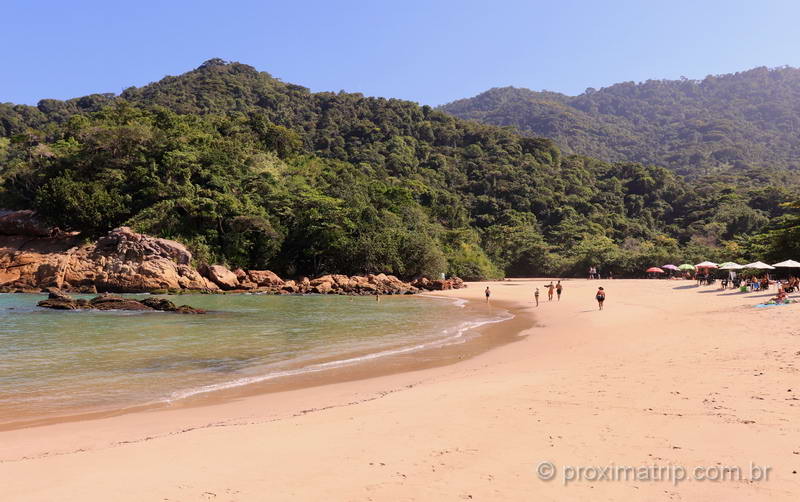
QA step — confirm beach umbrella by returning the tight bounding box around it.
[773,259,800,268]
[678,264,695,271]
[646,267,665,273]
[719,262,744,270]
[695,261,718,269]
[662,264,679,271]
[743,261,775,270]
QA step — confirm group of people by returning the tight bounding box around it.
[588,266,612,280]
[485,279,606,310]
[694,271,800,305]
[769,278,799,303]
[532,280,563,306]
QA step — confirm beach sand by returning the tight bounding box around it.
[1,279,799,501]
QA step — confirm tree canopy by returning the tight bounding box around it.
[1,60,796,279]
[440,67,800,179]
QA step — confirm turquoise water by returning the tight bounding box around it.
[0,293,503,425]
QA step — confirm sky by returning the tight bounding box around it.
[4,0,800,106]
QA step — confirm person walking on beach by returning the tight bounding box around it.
[556,280,563,301]
[547,282,555,301]
[534,287,540,306]
[485,286,491,303]
[595,286,606,311]
[588,266,594,280]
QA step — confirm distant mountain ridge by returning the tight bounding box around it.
[439,66,800,176]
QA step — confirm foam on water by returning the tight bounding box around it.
[167,308,513,401]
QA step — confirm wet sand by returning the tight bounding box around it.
[1,279,799,501]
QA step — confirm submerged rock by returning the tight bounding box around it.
[140,297,178,311]
[37,294,205,314]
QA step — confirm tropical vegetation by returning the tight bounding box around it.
[0,60,797,279]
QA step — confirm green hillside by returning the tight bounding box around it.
[440,67,800,177]
[0,60,796,278]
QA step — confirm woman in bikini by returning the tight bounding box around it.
[596,286,606,310]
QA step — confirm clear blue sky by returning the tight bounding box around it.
[4,0,800,106]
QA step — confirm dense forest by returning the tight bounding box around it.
[440,66,800,178]
[0,59,796,279]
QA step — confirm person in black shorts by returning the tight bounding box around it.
[596,286,605,310]
[556,280,563,301]
[485,286,491,303]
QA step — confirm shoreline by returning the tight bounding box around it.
[0,294,527,433]
[2,278,799,501]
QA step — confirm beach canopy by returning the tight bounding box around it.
[678,264,695,271]
[743,261,775,270]
[719,262,744,270]
[695,261,718,268]
[772,259,800,268]
[647,267,665,273]
[662,264,679,271]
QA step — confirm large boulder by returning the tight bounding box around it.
[312,281,333,294]
[95,227,192,265]
[89,294,154,311]
[199,264,240,290]
[140,297,177,311]
[247,270,284,287]
[37,298,80,310]
[281,280,298,293]
[411,277,431,289]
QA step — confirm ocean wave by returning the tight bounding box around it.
[419,294,468,308]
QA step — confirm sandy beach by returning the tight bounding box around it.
[2,278,799,501]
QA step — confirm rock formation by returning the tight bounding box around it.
[0,222,213,293]
[37,291,205,313]
[0,210,467,295]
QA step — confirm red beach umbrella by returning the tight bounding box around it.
[646,267,665,273]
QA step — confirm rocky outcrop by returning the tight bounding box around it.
[411,277,466,291]
[0,210,468,295]
[0,218,211,293]
[37,292,205,313]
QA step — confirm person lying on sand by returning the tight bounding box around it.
[770,290,788,303]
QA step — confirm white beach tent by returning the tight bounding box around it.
[773,259,800,268]
[719,262,744,270]
[695,261,718,268]
[743,261,775,270]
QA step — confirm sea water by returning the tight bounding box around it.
[0,293,507,426]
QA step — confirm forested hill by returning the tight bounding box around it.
[0,60,797,279]
[440,66,800,177]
